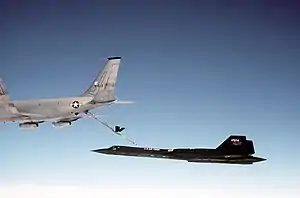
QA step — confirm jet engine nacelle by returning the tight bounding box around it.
[52,121,71,128]
[19,122,39,129]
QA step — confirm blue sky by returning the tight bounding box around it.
[0,0,299,197]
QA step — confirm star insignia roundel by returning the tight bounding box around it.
[71,101,80,108]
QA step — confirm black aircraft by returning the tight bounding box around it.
[91,135,266,165]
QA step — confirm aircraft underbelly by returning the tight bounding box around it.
[15,104,68,118]
[13,97,93,119]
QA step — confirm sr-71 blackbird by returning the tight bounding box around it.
[92,135,266,165]
[0,57,136,143]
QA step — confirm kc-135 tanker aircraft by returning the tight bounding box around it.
[92,135,266,165]
[0,57,136,144]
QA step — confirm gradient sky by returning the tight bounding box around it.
[0,0,300,197]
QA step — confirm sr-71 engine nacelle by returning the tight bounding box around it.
[52,121,71,128]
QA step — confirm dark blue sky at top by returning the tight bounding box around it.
[0,0,299,192]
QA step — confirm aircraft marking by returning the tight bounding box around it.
[71,101,80,108]
[231,138,242,146]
